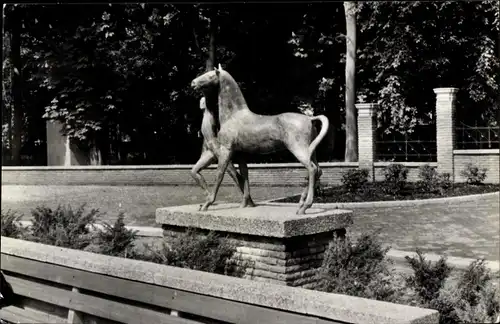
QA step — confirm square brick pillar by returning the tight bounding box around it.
[356,103,378,181]
[433,88,458,180]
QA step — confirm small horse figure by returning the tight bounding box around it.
[191,64,329,214]
[191,95,255,208]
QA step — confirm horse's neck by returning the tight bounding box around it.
[218,82,250,124]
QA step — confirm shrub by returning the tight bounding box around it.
[341,168,369,193]
[315,231,403,303]
[25,204,100,250]
[432,260,500,324]
[438,172,452,190]
[383,163,409,195]
[460,163,487,185]
[404,249,453,305]
[138,229,237,276]
[418,164,439,192]
[1,209,27,238]
[84,213,138,258]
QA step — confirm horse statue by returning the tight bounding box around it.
[191,64,329,215]
[191,95,255,208]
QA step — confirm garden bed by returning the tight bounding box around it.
[274,183,499,204]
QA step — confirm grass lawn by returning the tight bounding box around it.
[0,185,300,226]
[2,184,498,261]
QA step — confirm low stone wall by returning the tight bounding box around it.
[2,162,435,186]
[453,149,499,183]
[1,236,440,324]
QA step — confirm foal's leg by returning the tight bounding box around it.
[236,160,255,208]
[191,150,245,198]
[191,150,217,198]
[200,147,233,211]
[289,147,318,215]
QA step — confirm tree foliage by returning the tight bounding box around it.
[2,2,498,165]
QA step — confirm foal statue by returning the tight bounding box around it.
[191,95,255,207]
[191,65,329,214]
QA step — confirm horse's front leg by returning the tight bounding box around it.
[200,147,233,211]
[191,149,216,199]
[236,160,255,208]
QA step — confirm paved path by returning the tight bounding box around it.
[1,185,498,261]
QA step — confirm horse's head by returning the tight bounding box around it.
[191,65,222,93]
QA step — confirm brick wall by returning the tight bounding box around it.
[1,163,356,187]
[453,150,499,184]
[1,162,439,187]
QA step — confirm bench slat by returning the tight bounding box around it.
[4,274,200,324]
[2,254,338,324]
[0,305,63,323]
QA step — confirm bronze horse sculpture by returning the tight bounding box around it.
[191,95,255,207]
[191,64,329,215]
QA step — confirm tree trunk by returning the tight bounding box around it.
[343,1,358,162]
[10,7,23,165]
[206,7,217,71]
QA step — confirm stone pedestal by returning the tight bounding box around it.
[156,203,353,288]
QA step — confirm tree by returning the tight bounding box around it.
[343,1,358,162]
[4,5,23,165]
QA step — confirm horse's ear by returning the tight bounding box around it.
[214,65,220,75]
[218,63,222,70]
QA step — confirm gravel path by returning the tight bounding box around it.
[2,185,498,261]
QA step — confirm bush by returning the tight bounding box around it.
[1,209,27,238]
[461,163,487,185]
[315,231,403,303]
[432,260,500,324]
[418,165,453,195]
[84,213,138,258]
[138,229,237,276]
[438,172,452,190]
[25,204,100,250]
[383,163,409,195]
[404,249,453,304]
[341,168,369,193]
[418,164,439,192]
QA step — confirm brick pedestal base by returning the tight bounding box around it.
[157,203,352,288]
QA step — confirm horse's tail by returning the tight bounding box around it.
[308,115,330,158]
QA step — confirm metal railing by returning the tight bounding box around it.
[375,125,437,162]
[455,123,499,150]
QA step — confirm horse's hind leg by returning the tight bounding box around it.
[289,148,318,215]
[298,151,320,209]
[236,160,255,208]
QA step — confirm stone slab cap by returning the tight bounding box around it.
[156,203,353,238]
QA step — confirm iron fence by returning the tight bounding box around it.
[455,122,499,150]
[375,124,437,162]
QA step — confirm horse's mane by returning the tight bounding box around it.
[218,70,249,123]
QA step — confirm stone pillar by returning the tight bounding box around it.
[356,103,378,181]
[46,120,88,166]
[156,204,353,289]
[433,88,458,180]
[46,120,69,166]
